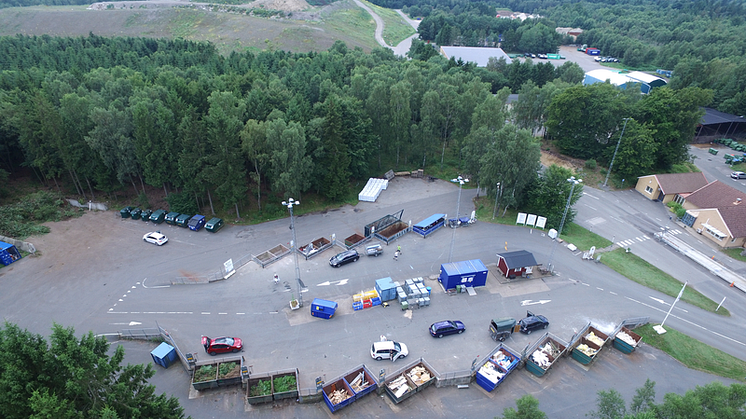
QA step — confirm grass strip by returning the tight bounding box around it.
[601,248,729,315]
[635,324,746,381]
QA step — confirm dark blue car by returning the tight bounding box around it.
[429,320,466,338]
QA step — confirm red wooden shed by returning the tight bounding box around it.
[496,250,537,278]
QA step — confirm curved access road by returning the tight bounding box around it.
[353,0,420,56]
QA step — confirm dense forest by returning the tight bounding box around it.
[365,0,746,116]
[0,33,708,228]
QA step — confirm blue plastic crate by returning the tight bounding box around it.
[371,297,381,306]
[353,301,363,311]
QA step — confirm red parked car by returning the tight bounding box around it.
[201,336,243,355]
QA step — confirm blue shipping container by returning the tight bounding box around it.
[311,298,338,319]
[438,259,488,290]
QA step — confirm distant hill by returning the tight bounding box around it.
[0,0,380,54]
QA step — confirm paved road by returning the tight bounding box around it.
[3,176,744,418]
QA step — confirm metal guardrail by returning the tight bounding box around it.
[656,231,746,293]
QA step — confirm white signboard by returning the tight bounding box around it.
[223,259,236,279]
[526,214,537,227]
[516,212,527,225]
[536,216,547,229]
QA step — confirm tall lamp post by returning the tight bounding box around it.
[492,181,501,220]
[282,198,305,308]
[449,175,468,262]
[603,117,631,187]
[547,176,582,273]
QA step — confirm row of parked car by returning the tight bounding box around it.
[594,56,619,63]
[120,206,224,232]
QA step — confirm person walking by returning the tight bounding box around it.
[273,273,279,284]
[397,245,402,254]
[393,250,400,261]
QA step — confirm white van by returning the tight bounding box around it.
[370,341,408,361]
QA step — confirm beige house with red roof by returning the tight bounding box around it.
[635,173,709,204]
[680,181,746,248]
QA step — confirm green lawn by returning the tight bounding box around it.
[635,324,746,381]
[473,197,610,251]
[601,248,729,315]
[722,247,746,263]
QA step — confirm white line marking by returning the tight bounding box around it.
[585,205,597,210]
[583,192,599,200]
[201,312,210,315]
[219,312,228,315]
[596,287,604,291]
[609,291,617,295]
[236,312,246,315]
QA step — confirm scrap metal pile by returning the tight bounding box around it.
[327,388,351,405]
[530,341,561,369]
[407,366,431,386]
[616,331,639,347]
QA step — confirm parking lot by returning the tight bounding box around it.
[1,176,742,418]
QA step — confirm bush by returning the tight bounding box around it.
[585,159,597,170]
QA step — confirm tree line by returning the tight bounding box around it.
[0,33,708,228]
[0,34,586,223]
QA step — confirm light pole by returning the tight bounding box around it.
[547,176,582,273]
[492,182,501,220]
[449,175,468,262]
[282,198,305,308]
[603,117,631,187]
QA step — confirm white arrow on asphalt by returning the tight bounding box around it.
[520,300,551,306]
[129,321,142,326]
[650,297,667,305]
[317,281,330,286]
[336,279,349,286]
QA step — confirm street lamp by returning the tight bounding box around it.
[449,175,468,262]
[603,117,631,188]
[547,176,582,273]
[492,182,501,220]
[282,198,305,308]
